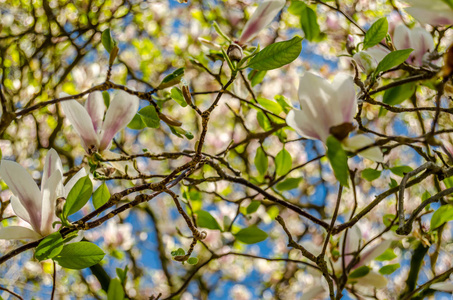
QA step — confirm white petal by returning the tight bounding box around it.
[99,90,139,151]
[365,46,390,63]
[286,109,323,141]
[61,100,99,153]
[239,0,286,43]
[341,226,361,266]
[301,285,327,300]
[355,240,392,268]
[410,27,434,67]
[343,135,384,162]
[393,24,412,51]
[354,271,388,288]
[0,160,42,231]
[0,226,42,240]
[331,73,357,123]
[10,195,31,225]
[42,149,63,195]
[41,171,62,236]
[430,281,453,292]
[405,7,453,26]
[64,167,87,198]
[85,91,105,133]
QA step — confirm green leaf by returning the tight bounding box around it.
[63,176,93,217]
[326,136,349,187]
[195,210,222,230]
[257,111,272,130]
[276,177,303,191]
[390,165,413,177]
[54,242,105,269]
[247,36,303,71]
[274,95,292,114]
[375,248,398,261]
[257,97,282,115]
[375,49,413,75]
[379,263,400,275]
[102,91,110,108]
[389,178,398,188]
[101,29,115,53]
[383,214,396,228]
[300,6,320,41]
[116,266,128,284]
[93,183,110,210]
[171,248,185,256]
[138,105,160,128]
[441,0,453,9]
[35,232,64,261]
[158,68,185,89]
[363,18,388,49]
[288,1,306,14]
[383,82,416,106]
[169,126,194,139]
[254,147,268,175]
[171,87,187,107]
[362,168,381,181]
[248,70,267,86]
[246,201,261,214]
[187,257,199,265]
[127,114,146,130]
[107,278,124,300]
[275,148,292,176]
[431,204,453,230]
[234,226,268,244]
[349,266,370,278]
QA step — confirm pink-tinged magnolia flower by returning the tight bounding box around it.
[393,24,434,67]
[286,71,384,162]
[239,0,286,44]
[0,149,86,240]
[61,90,139,154]
[353,46,390,75]
[403,0,453,26]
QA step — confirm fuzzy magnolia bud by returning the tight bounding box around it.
[55,197,66,218]
[159,113,182,127]
[442,43,453,77]
[182,85,193,106]
[227,43,243,62]
[353,51,378,75]
[109,45,119,66]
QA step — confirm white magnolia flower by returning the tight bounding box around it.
[0,149,86,240]
[353,46,390,75]
[239,0,286,44]
[393,24,434,67]
[61,90,139,155]
[286,71,384,162]
[403,0,453,26]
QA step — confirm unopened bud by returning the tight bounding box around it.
[182,85,193,106]
[173,255,188,262]
[353,51,378,75]
[159,113,182,127]
[227,43,243,62]
[442,43,453,77]
[346,35,355,55]
[109,45,119,65]
[55,197,66,218]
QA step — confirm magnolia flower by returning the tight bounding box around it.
[353,46,390,75]
[393,24,434,67]
[238,0,286,44]
[403,0,453,27]
[0,149,86,240]
[286,71,384,162]
[61,90,139,155]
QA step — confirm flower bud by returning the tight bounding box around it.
[182,85,193,106]
[159,113,182,127]
[442,43,453,77]
[346,35,355,55]
[55,197,66,219]
[109,45,119,66]
[227,43,243,62]
[353,51,378,75]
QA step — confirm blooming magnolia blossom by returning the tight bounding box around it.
[61,90,139,155]
[286,71,383,162]
[403,0,453,26]
[239,0,286,44]
[0,149,86,240]
[393,24,434,67]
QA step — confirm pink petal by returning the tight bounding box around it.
[0,226,42,240]
[61,100,100,153]
[331,73,357,123]
[410,27,434,67]
[42,148,63,195]
[99,90,139,151]
[239,0,286,44]
[393,24,412,51]
[41,171,62,236]
[85,91,105,133]
[286,109,322,141]
[342,225,361,266]
[0,160,42,231]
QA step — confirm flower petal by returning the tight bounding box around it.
[301,285,327,300]
[0,226,42,240]
[10,195,31,225]
[85,91,105,133]
[430,281,453,292]
[99,90,139,151]
[410,27,434,67]
[343,135,384,162]
[393,24,412,51]
[41,170,62,236]
[42,148,63,196]
[355,271,388,288]
[239,0,286,44]
[404,0,453,26]
[64,167,87,198]
[0,160,42,231]
[61,100,99,153]
[331,73,357,123]
[341,225,361,266]
[355,240,392,269]
[286,109,322,141]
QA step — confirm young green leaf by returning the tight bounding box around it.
[158,68,185,89]
[349,266,370,278]
[101,29,115,53]
[390,165,413,177]
[93,182,110,210]
[63,175,93,217]
[54,242,105,269]
[430,204,453,230]
[375,49,413,75]
[248,70,267,86]
[234,226,268,244]
[275,148,292,176]
[247,36,303,71]
[195,210,222,230]
[383,82,416,105]
[127,114,146,130]
[116,265,128,284]
[300,6,320,41]
[363,18,388,49]
[276,177,303,191]
[326,136,349,187]
[257,97,282,115]
[35,232,64,261]
[379,263,400,275]
[246,201,261,214]
[171,87,187,107]
[187,257,199,265]
[254,147,268,175]
[107,278,125,300]
[362,168,381,182]
[138,105,160,128]
[375,248,398,261]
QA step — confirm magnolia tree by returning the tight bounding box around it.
[1,0,453,299]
